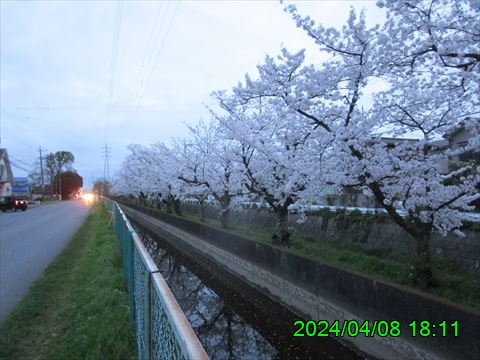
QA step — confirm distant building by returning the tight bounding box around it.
[330,121,479,207]
[443,119,480,163]
[12,177,30,197]
[0,149,14,198]
[378,136,419,148]
[429,118,480,173]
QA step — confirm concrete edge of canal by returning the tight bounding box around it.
[121,204,480,360]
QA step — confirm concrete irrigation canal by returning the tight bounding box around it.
[119,202,479,360]
[135,223,366,359]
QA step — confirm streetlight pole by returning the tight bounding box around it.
[39,147,46,200]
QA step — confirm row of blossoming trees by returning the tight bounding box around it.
[113,0,479,288]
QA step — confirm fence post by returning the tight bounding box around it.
[144,269,152,360]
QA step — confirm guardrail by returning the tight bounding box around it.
[105,198,209,360]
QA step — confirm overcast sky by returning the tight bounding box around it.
[0,0,384,188]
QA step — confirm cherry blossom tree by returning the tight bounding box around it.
[114,143,185,215]
[223,0,479,287]
[213,90,321,245]
[114,144,157,199]
[174,118,247,228]
[149,142,186,215]
[171,134,211,221]
[115,120,247,227]
[197,120,248,229]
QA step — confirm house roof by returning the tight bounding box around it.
[379,137,419,144]
[0,148,14,183]
[442,117,480,140]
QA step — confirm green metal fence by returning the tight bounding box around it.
[105,199,209,360]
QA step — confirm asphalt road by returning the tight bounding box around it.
[0,200,92,321]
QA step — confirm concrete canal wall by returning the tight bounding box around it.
[121,203,480,360]
[181,202,480,272]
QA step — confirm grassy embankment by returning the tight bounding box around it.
[180,209,480,310]
[0,205,136,359]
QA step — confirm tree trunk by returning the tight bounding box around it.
[220,192,231,229]
[368,182,436,288]
[220,207,231,229]
[199,199,206,222]
[139,192,148,207]
[154,193,162,210]
[173,198,182,216]
[272,207,289,246]
[413,230,436,289]
[162,197,173,213]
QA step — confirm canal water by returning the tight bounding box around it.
[134,223,367,360]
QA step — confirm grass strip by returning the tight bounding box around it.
[0,204,136,359]
[182,209,480,309]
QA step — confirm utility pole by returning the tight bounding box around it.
[38,147,47,200]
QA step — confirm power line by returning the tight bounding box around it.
[106,0,124,144]
[9,153,34,168]
[125,1,169,121]
[3,106,166,113]
[134,1,180,113]
[126,1,181,125]
[2,113,39,153]
[10,161,30,173]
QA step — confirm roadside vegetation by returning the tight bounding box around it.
[0,205,135,359]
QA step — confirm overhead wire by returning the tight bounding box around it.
[125,1,181,125]
[3,130,36,154]
[125,1,169,121]
[3,106,165,113]
[138,1,180,108]
[2,126,39,156]
[2,111,39,151]
[10,160,31,173]
[9,154,33,167]
[129,1,166,104]
[3,1,180,177]
[106,0,124,144]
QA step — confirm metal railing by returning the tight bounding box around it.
[105,199,209,360]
